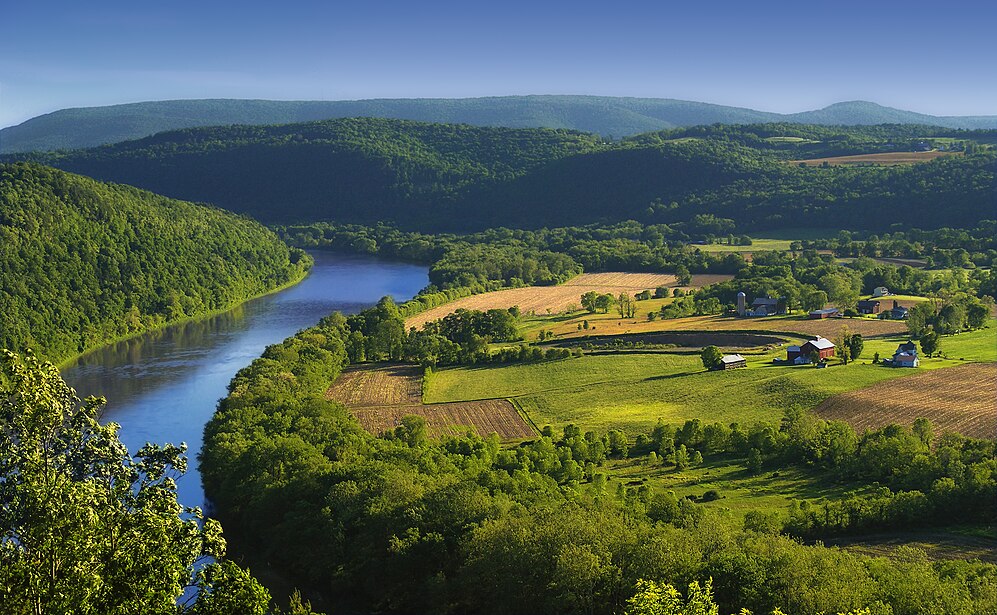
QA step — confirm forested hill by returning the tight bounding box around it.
[0,163,310,363]
[4,95,997,153]
[16,119,995,233]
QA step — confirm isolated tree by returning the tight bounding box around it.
[746,448,763,474]
[700,345,723,370]
[674,265,693,287]
[581,291,600,313]
[594,293,614,313]
[848,333,864,362]
[920,327,940,357]
[835,326,852,365]
[0,350,270,615]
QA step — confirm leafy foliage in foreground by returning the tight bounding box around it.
[200,302,997,615]
[0,163,310,363]
[16,119,996,232]
[0,351,283,614]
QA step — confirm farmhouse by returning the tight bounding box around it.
[808,307,841,319]
[887,340,920,368]
[787,336,836,364]
[857,299,881,314]
[872,287,891,297]
[717,354,747,370]
[886,300,909,320]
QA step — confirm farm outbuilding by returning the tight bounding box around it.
[808,308,841,319]
[886,340,920,368]
[718,354,747,370]
[857,300,881,314]
[872,287,891,297]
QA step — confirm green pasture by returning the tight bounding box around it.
[426,350,920,435]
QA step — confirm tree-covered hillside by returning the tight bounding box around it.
[0,163,310,363]
[16,120,995,233]
[4,96,997,153]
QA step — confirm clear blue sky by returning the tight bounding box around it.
[2,0,995,128]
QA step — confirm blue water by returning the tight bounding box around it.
[61,252,428,510]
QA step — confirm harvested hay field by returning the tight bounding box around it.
[550,313,908,341]
[791,151,958,166]
[353,400,535,440]
[814,363,996,439]
[405,272,729,330]
[327,364,534,440]
[548,331,788,350]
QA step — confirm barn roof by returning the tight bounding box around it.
[721,354,746,363]
[805,337,835,350]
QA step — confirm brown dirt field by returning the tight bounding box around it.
[814,363,996,439]
[326,364,422,407]
[352,400,535,440]
[791,151,959,166]
[549,313,908,341]
[327,364,534,440]
[405,272,733,330]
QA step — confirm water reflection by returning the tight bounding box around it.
[61,252,428,510]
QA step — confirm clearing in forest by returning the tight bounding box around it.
[791,151,958,166]
[326,364,534,440]
[405,272,730,330]
[814,363,997,440]
[545,312,909,341]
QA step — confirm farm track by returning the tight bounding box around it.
[814,363,996,439]
[327,364,534,440]
[404,272,732,330]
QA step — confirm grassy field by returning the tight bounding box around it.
[861,324,997,366]
[696,238,795,253]
[603,456,859,517]
[425,351,922,435]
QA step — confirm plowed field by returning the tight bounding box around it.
[791,151,958,166]
[405,272,731,330]
[814,363,996,439]
[326,364,534,440]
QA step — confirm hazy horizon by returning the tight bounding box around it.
[3,0,996,128]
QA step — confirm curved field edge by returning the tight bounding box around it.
[326,363,534,440]
[814,363,997,439]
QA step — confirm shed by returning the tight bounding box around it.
[808,308,841,319]
[718,354,747,370]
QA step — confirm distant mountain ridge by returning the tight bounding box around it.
[2,96,995,153]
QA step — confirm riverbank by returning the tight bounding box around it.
[56,257,314,371]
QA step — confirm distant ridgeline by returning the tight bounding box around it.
[3,96,997,153]
[11,119,995,233]
[0,163,310,363]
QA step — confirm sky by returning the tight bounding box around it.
[2,0,995,128]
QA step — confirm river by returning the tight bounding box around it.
[61,251,428,510]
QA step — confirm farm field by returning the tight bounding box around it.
[425,352,920,435]
[327,364,534,440]
[404,272,732,330]
[696,238,794,253]
[791,151,960,166]
[862,324,997,366]
[602,456,860,518]
[814,362,997,439]
[538,312,909,342]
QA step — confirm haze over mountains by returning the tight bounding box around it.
[2,96,996,154]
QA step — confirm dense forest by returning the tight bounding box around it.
[12,119,995,232]
[6,96,997,154]
[200,300,997,615]
[0,163,310,363]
